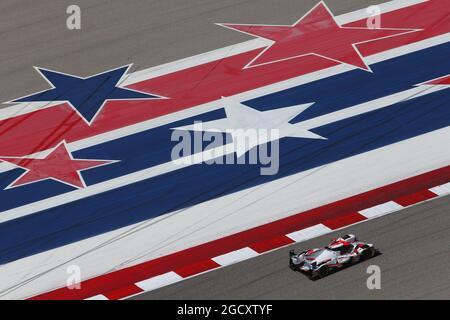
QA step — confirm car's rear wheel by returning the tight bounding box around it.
[318,266,329,278]
[289,259,300,271]
[361,248,375,261]
[345,257,353,266]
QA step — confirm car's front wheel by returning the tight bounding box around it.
[289,260,299,271]
[361,248,376,261]
[317,266,330,278]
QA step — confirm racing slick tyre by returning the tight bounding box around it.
[289,260,299,271]
[318,266,330,279]
[344,257,353,266]
[361,247,376,261]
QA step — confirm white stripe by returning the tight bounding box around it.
[135,272,183,292]
[212,247,259,266]
[359,201,404,218]
[85,294,108,300]
[429,182,450,196]
[286,224,332,242]
[298,85,447,130]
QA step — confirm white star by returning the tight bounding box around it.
[173,97,325,156]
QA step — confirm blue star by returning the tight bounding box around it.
[11,65,162,124]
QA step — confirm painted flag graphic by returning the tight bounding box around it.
[0,0,449,300]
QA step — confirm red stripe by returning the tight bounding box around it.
[29,164,450,300]
[103,284,143,300]
[322,212,367,230]
[394,189,438,207]
[425,74,450,85]
[175,259,220,278]
[1,1,446,157]
[249,235,295,253]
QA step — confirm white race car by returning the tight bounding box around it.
[289,234,379,280]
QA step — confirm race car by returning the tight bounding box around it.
[289,234,379,280]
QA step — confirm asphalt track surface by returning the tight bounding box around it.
[132,194,450,300]
[2,0,448,300]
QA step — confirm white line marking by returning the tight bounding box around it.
[296,85,447,130]
[217,1,419,71]
[135,271,183,292]
[212,247,259,266]
[359,201,404,218]
[286,224,332,242]
[333,0,427,26]
[429,182,450,196]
